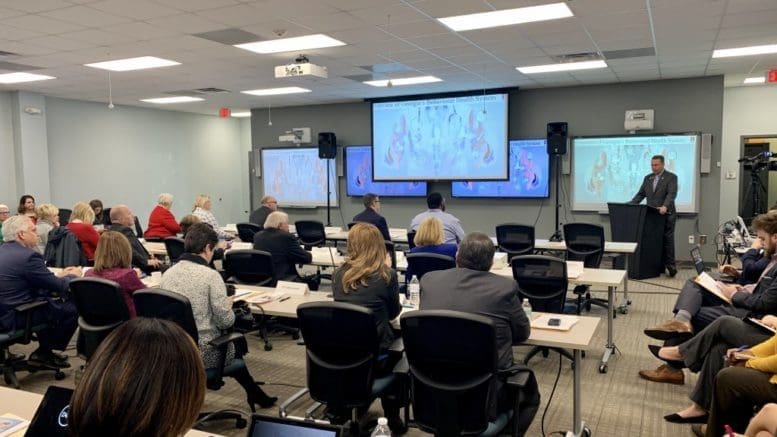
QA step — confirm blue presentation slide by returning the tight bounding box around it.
[346,146,427,197]
[572,134,699,213]
[261,147,337,207]
[372,93,509,181]
[452,139,549,198]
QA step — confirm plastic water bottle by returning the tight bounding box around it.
[409,275,420,307]
[371,417,391,437]
[522,298,532,319]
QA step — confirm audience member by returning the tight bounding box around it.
[249,195,277,227]
[67,201,100,261]
[161,223,276,410]
[0,215,81,368]
[743,403,777,437]
[109,205,161,274]
[192,194,230,240]
[34,203,59,254]
[353,193,391,241]
[405,216,457,281]
[332,222,404,433]
[409,192,465,244]
[145,193,181,239]
[17,195,36,223]
[69,318,205,437]
[89,199,110,226]
[720,236,771,285]
[179,214,201,237]
[0,204,9,243]
[252,211,311,281]
[84,231,145,318]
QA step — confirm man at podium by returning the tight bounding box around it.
[630,155,678,277]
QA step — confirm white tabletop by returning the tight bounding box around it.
[523,313,600,350]
[491,265,626,288]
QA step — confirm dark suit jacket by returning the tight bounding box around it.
[419,268,530,370]
[249,206,273,227]
[252,228,312,280]
[630,170,678,214]
[353,208,391,241]
[111,224,153,274]
[733,263,777,316]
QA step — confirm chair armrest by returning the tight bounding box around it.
[392,355,409,375]
[207,332,244,348]
[279,388,310,418]
[388,337,404,354]
[14,300,48,314]
[499,364,533,389]
[14,300,48,342]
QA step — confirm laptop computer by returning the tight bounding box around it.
[690,245,732,282]
[247,414,343,437]
[25,385,72,437]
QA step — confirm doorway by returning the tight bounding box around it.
[739,135,777,223]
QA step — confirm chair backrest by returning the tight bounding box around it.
[511,255,568,313]
[563,223,604,268]
[236,222,262,242]
[44,227,87,268]
[401,310,498,436]
[406,231,417,250]
[224,249,277,286]
[296,302,379,408]
[495,223,535,258]
[385,240,397,269]
[132,288,199,342]
[58,208,72,226]
[347,222,357,230]
[133,215,144,238]
[294,220,326,249]
[406,253,456,279]
[69,277,131,359]
[164,237,185,263]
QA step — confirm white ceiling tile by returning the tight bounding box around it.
[88,0,180,20]
[153,0,239,12]
[722,10,777,28]
[348,3,428,25]
[0,8,26,19]
[1,14,87,34]
[283,12,366,33]
[195,4,269,27]
[1,0,72,13]
[106,21,179,39]
[0,26,46,41]
[24,35,97,51]
[58,28,136,44]
[726,0,777,14]
[145,13,225,33]
[40,5,132,26]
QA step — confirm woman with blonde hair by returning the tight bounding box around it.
[145,193,181,239]
[67,201,100,261]
[405,216,457,281]
[191,194,229,239]
[34,203,60,254]
[84,231,145,317]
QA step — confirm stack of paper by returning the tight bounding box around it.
[694,272,732,304]
[566,261,584,279]
[530,314,580,331]
[492,252,508,269]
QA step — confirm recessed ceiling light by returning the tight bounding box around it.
[438,2,573,32]
[231,111,251,117]
[713,44,777,58]
[363,76,443,87]
[0,72,55,84]
[85,56,181,72]
[744,76,766,84]
[241,87,312,96]
[235,34,346,54]
[517,60,607,74]
[140,96,204,104]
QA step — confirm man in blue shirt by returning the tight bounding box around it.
[410,192,465,244]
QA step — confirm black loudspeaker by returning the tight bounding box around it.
[547,122,568,155]
[318,132,337,159]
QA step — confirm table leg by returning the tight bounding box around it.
[574,348,582,435]
[599,285,617,373]
[618,256,631,314]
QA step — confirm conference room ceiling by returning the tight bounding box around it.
[0,0,775,115]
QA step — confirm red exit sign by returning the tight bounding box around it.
[769,69,777,83]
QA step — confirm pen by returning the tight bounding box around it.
[279,296,290,302]
[736,345,749,352]
[724,424,734,437]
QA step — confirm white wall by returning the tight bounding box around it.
[0,92,17,205]
[720,86,777,223]
[45,97,251,227]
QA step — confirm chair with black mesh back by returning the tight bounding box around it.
[347,222,357,230]
[236,222,262,243]
[405,253,456,280]
[496,224,535,260]
[58,208,72,226]
[385,241,397,269]
[406,231,417,250]
[133,215,144,238]
[511,255,575,365]
[69,277,131,361]
[164,237,185,264]
[563,223,607,314]
[294,220,327,250]
[223,249,277,286]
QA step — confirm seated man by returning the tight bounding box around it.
[109,204,161,274]
[352,193,391,242]
[249,195,277,227]
[253,211,312,281]
[0,215,81,367]
[641,210,777,385]
[410,192,465,245]
[721,237,770,285]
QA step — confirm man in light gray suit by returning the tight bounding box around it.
[630,154,679,277]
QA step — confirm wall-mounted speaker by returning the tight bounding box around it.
[700,133,712,174]
[547,122,568,155]
[318,132,337,159]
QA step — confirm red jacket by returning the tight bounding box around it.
[145,205,181,239]
[66,222,100,260]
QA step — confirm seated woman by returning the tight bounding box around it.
[70,318,205,437]
[179,214,201,237]
[84,231,146,318]
[34,203,59,255]
[90,199,110,226]
[67,202,101,261]
[191,194,230,240]
[145,193,181,239]
[332,222,405,434]
[17,194,36,224]
[405,216,457,282]
[160,223,276,410]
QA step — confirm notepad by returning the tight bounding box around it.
[693,272,732,304]
[530,314,579,331]
[747,317,777,334]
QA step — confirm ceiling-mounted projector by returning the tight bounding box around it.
[274,54,328,79]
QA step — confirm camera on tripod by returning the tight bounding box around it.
[740,151,777,171]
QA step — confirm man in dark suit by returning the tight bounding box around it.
[253,211,312,281]
[630,154,679,277]
[109,204,161,274]
[352,193,391,241]
[0,215,81,368]
[249,195,278,227]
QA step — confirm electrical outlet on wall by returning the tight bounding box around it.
[699,235,707,245]
[688,235,695,244]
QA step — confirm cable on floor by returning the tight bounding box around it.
[541,352,565,437]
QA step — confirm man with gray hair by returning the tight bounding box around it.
[0,203,9,243]
[252,211,312,281]
[249,195,278,227]
[110,204,161,274]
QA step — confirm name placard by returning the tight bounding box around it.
[275,280,309,296]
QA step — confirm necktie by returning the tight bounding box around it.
[652,174,659,191]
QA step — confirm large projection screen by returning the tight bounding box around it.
[261,147,338,208]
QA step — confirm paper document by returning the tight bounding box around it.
[566,261,584,279]
[693,272,732,304]
[240,290,287,304]
[530,314,579,331]
[747,317,777,334]
[0,414,29,437]
[233,288,253,299]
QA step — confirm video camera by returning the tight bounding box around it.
[740,151,777,171]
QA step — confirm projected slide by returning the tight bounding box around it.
[346,146,427,197]
[261,147,337,207]
[452,139,549,198]
[572,134,699,213]
[372,93,509,181]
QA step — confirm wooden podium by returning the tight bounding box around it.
[608,203,665,279]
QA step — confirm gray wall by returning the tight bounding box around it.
[251,76,724,260]
[0,92,16,205]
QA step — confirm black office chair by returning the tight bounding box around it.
[133,289,250,429]
[347,222,357,230]
[280,302,401,435]
[164,237,185,263]
[564,223,607,314]
[405,253,456,280]
[0,301,66,388]
[294,220,327,250]
[69,277,131,361]
[511,255,575,365]
[133,215,144,238]
[223,250,277,286]
[496,224,535,260]
[385,241,397,270]
[406,231,417,250]
[236,222,262,243]
[58,208,72,226]
[400,310,535,437]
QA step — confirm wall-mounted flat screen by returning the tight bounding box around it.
[345,146,427,197]
[371,92,509,181]
[451,139,550,198]
[261,147,338,208]
[572,134,699,213]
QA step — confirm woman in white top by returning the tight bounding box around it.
[191,194,230,240]
[34,203,59,254]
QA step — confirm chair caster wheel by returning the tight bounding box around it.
[599,364,607,374]
[55,371,66,380]
[581,350,586,358]
[264,344,273,351]
[292,332,300,340]
[582,425,592,437]
[236,418,248,429]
